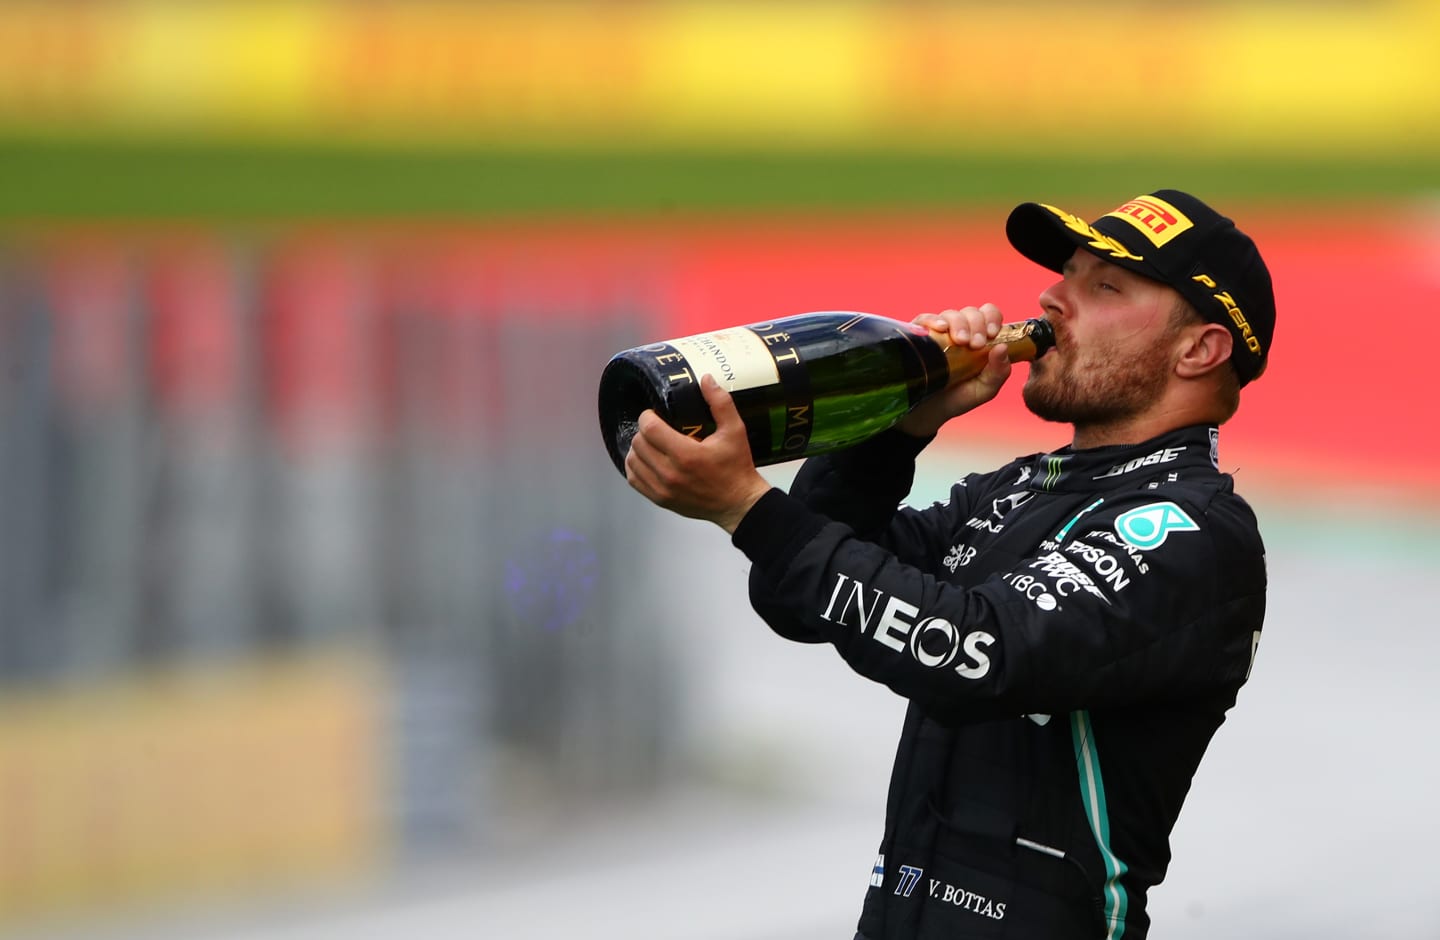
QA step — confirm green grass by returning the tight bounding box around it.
[3,137,1438,221]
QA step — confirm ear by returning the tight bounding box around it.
[1175,323,1233,379]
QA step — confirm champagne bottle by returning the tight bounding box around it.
[597,312,1054,474]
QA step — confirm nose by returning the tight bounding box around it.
[1037,276,1067,319]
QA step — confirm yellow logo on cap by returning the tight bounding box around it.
[1041,204,1144,262]
[1192,273,1263,356]
[1105,195,1193,248]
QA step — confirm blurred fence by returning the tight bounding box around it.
[0,230,678,926]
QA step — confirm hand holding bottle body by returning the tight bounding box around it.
[625,373,772,534]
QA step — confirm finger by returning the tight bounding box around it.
[624,438,657,494]
[699,373,744,435]
[629,412,658,460]
[625,417,664,480]
[629,411,685,482]
[912,313,954,351]
[626,416,685,502]
[913,312,948,332]
[977,343,1013,390]
[977,303,1004,338]
[624,447,651,493]
[940,307,990,348]
[635,407,684,459]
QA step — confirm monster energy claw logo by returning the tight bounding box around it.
[1040,456,1066,490]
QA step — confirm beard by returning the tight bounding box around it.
[1022,328,1175,430]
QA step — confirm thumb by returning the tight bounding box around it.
[964,345,1013,404]
[980,343,1013,388]
[700,373,745,435]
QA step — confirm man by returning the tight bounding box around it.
[624,190,1274,939]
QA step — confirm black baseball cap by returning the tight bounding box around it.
[1005,190,1275,385]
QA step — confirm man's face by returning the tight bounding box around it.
[1023,248,1184,428]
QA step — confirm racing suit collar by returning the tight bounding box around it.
[1025,425,1221,493]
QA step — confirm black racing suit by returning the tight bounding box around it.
[731,424,1266,939]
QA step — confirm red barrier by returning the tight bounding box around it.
[146,242,243,420]
[630,208,1440,497]
[28,207,1438,496]
[239,212,1440,494]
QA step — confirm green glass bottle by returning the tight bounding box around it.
[597,312,1054,474]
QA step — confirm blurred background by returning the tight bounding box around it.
[1,1,1438,938]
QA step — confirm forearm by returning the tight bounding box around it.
[786,428,932,537]
[738,429,933,643]
[736,493,1262,721]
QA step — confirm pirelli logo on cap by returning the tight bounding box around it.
[1105,195,1193,248]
